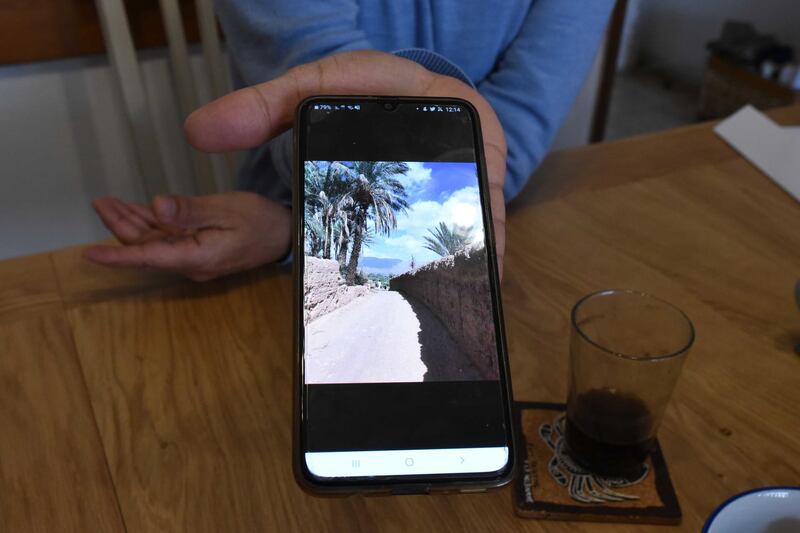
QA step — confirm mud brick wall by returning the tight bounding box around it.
[389,246,499,379]
[304,256,369,325]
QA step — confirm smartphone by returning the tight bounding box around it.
[293,96,514,495]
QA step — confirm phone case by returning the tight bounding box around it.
[292,96,515,495]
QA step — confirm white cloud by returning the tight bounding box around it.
[395,161,431,192]
[446,187,481,230]
[359,185,487,268]
[360,247,398,259]
[382,234,424,251]
[396,186,484,244]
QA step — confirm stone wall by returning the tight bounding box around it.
[303,256,370,325]
[389,245,499,379]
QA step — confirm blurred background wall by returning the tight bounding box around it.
[0,51,213,259]
[632,0,800,85]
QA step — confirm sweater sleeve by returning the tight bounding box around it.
[477,0,615,200]
[214,0,486,207]
[214,0,613,207]
[213,0,372,87]
[393,48,476,89]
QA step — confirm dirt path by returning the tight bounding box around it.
[305,290,482,384]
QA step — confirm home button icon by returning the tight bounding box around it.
[404,457,414,467]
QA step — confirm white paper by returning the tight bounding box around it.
[714,105,800,202]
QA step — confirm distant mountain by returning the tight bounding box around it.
[358,256,408,275]
[359,257,401,268]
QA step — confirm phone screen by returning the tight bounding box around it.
[297,97,512,485]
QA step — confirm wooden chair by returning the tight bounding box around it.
[94,0,234,196]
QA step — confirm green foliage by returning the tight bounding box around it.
[351,269,369,286]
[423,222,474,257]
[304,212,325,257]
[366,273,391,286]
[346,162,410,235]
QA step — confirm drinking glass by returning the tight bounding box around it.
[565,289,694,478]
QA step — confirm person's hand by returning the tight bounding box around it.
[84,193,290,281]
[184,50,508,272]
[87,50,507,280]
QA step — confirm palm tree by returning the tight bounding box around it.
[304,161,409,280]
[318,190,337,258]
[305,208,325,257]
[334,209,355,268]
[305,161,353,259]
[343,162,410,284]
[423,222,474,257]
[303,162,324,257]
[303,162,325,256]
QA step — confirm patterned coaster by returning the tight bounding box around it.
[513,402,681,525]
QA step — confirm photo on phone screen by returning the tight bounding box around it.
[303,160,498,384]
[296,98,512,487]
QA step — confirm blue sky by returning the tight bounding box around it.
[358,161,486,274]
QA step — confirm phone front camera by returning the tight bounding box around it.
[383,102,397,111]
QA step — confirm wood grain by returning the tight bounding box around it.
[513,105,800,207]
[0,252,61,323]
[51,240,181,306]
[65,267,557,533]
[0,309,125,532]
[500,178,800,529]
[503,164,800,521]
[0,253,124,531]
[3,106,800,531]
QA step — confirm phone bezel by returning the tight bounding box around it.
[292,95,515,495]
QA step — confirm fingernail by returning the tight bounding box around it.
[155,196,176,221]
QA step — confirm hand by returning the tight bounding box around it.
[84,193,290,281]
[184,50,508,272]
[87,50,507,280]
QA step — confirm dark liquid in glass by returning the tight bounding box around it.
[565,388,655,478]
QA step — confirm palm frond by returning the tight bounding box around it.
[423,222,474,257]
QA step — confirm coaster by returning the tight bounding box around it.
[513,402,681,525]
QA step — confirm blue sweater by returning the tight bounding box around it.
[214,0,614,203]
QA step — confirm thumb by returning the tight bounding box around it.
[153,195,227,230]
[184,50,437,153]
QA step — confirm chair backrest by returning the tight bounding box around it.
[94,0,233,197]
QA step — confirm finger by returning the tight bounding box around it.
[489,183,506,280]
[113,198,154,233]
[152,194,232,232]
[82,238,200,272]
[92,197,122,226]
[184,50,438,152]
[106,198,167,242]
[92,197,152,245]
[125,201,160,226]
[124,201,176,241]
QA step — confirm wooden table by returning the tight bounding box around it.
[2,107,799,532]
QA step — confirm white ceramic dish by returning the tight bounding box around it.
[704,487,800,533]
